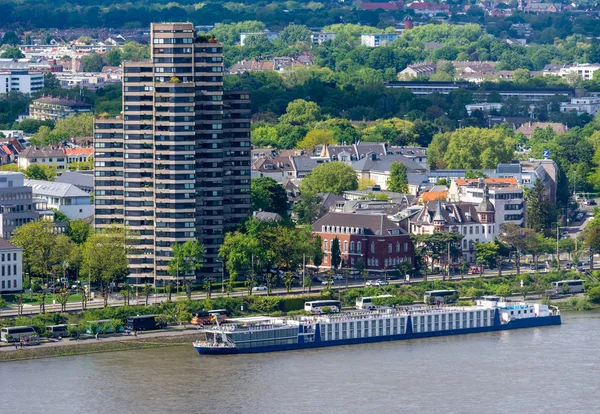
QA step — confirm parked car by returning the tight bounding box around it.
[254,285,267,291]
[312,277,323,283]
[366,279,388,287]
[332,274,343,280]
[321,280,334,285]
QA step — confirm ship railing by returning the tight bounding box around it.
[193,341,236,348]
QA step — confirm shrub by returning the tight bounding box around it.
[587,286,600,304]
[495,285,512,297]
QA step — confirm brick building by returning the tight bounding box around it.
[312,212,414,274]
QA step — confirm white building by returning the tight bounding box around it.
[0,238,23,293]
[560,96,600,116]
[0,69,44,94]
[17,147,67,172]
[448,179,524,228]
[311,32,337,45]
[24,179,93,219]
[361,33,399,47]
[409,196,497,264]
[239,31,281,46]
[544,63,600,81]
[466,103,503,115]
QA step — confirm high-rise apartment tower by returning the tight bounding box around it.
[94,23,251,284]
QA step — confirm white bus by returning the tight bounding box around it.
[304,300,341,314]
[355,295,394,310]
[1,326,37,342]
[551,280,585,294]
[424,289,459,304]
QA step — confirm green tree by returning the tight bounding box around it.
[104,48,122,66]
[293,192,328,225]
[526,178,552,233]
[584,223,600,271]
[52,208,69,223]
[82,226,132,307]
[0,31,19,45]
[300,162,358,195]
[250,177,288,217]
[386,162,409,193]
[121,41,150,61]
[429,127,515,169]
[251,126,278,147]
[331,237,341,270]
[81,53,105,72]
[279,99,323,127]
[142,283,153,306]
[277,25,312,46]
[66,219,91,244]
[24,164,57,181]
[1,47,24,59]
[475,242,499,268]
[10,221,57,285]
[283,271,295,293]
[296,129,336,150]
[168,239,205,299]
[53,113,93,138]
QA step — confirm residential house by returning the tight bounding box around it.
[25,179,93,219]
[65,147,94,164]
[522,2,562,13]
[17,146,67,171]
[312,212,414,273]
[516,122,568,139]
[398,62,437,79]
[409,196,497,264]
[0,238,23,293]
[352,154,428,194]
[543,63,600,81]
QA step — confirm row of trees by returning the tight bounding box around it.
[218,217,324,295]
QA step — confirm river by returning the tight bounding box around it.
[1,311,599,414]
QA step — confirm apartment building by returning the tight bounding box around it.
[94,23,251,284]
[0,172,40,239]
[0,69,44,94]
[0,238,23,293]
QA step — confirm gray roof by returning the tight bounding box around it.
[412,201,483,226]
[312,212,407,236]
[24,179,90,198]
[18,146,66,159]
[55,170,94,190]
[253,211,283,222]
[291,156,319,173]
[352,154,426,174]
[496,163,522,174]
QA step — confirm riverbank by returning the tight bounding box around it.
[0,330,199,363]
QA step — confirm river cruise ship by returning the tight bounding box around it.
[192,298,561,355]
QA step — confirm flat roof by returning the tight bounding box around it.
[224,316,274,323]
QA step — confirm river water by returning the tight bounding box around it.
[1,312,599,414]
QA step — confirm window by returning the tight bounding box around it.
[404,242,409,252]
[396,242,400,253]
[324,240,328,251]
[343,241,348,252]
[371,242,375,253]
[388,243,392,253]
[350,241,355,253]
[357,242,362,253]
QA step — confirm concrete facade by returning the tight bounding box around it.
[94,23,251,284]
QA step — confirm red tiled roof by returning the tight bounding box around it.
[65,148,94,156]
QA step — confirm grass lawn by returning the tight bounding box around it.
[1,293,84,306]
